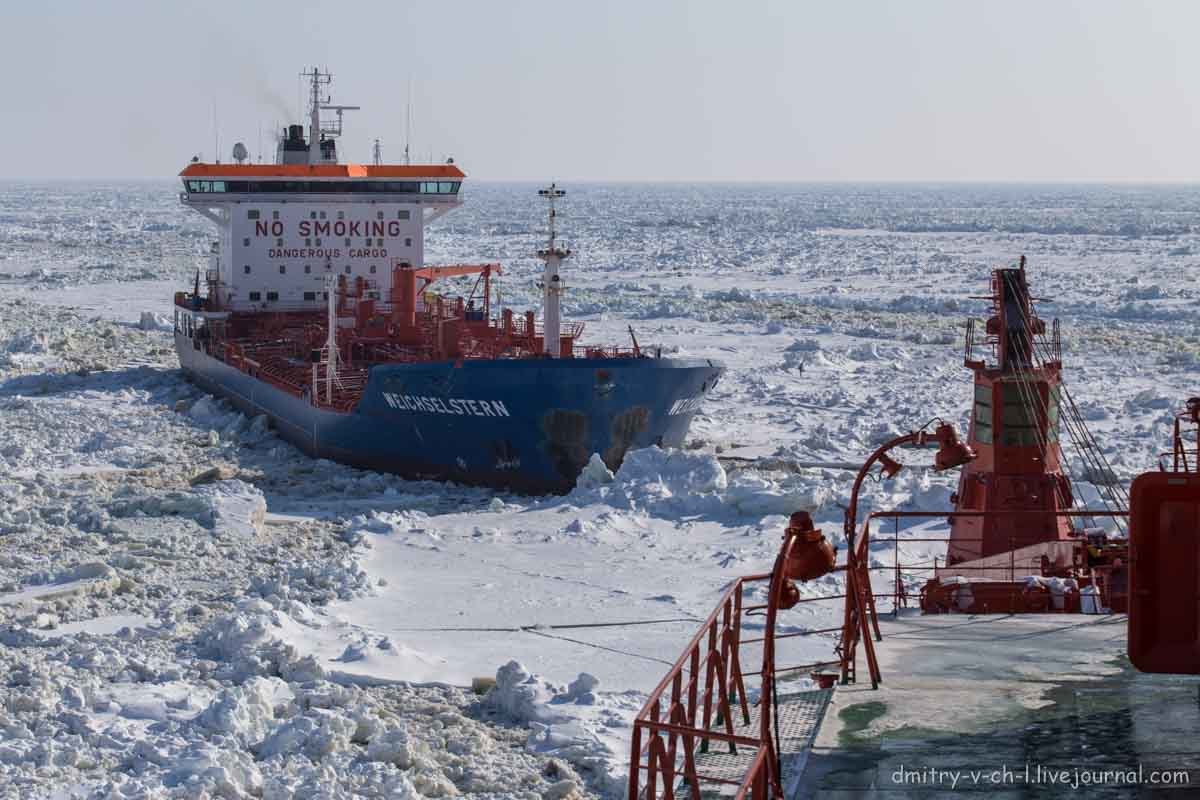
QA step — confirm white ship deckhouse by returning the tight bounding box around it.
[180,162,464,312]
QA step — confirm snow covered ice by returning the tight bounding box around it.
[2,181,1199,797]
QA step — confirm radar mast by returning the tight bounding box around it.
[536,184,570,358]
[300,67,360,164]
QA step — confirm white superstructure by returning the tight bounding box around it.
[179,68,463,313]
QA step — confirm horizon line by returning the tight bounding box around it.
[5,175,1200,187]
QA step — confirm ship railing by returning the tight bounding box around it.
[235,301,327,315]
[232,350,307,398]
[966,314,1003,369]
[834,505,1132,695]
[219,300,587,348]
[206,325,371,411]
[629,562,847,800]
[508,320,585,339]
[583,346,645,359]
[218,338,311,402]
[237,339,305,358]
[963,318,979,365]
[175,291,227,314]
[629,571,763,800]
[852,509,1130,618]
[1160,446,1200,473]
[632,509,1132,799]
[308,362,370,411]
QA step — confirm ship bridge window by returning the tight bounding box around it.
[249,291,261,302]
[247,210,259,220]
[184,180,226,193]
[972,384,993,445]
[397,210,410,220]
[303,291,317,301]
[420,181,460,194]
[266,291,279,302]
[243,265,251,274]
[211,180,446,194]
[1000,382,1042,447]
[1046,386,1060,443]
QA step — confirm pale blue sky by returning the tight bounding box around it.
[3,1,1198,181]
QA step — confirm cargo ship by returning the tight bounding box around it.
[173,68,723,492]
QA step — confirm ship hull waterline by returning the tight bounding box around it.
[176,333,724,494]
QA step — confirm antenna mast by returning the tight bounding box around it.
[301,67,330,164]
[404,80,412,166]
[373,138,382,166]
[300,67,360,165]
[536,183,570,357]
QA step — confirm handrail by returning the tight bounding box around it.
[629,553,843,800]
[732,746,775,800]
[850,507,1131,618]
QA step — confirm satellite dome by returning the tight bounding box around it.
[232,142,249,164]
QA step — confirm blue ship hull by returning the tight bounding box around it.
[176,332,723,493]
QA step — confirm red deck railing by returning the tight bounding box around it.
[629,572,764,800]
[631,506,1133,798]
[855,509,1130,617]
[629,538,850,800]
[175,286,654,414]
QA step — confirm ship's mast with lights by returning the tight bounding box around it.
[536,184,570,357]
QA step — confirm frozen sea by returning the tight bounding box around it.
[1,180,1198,798]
